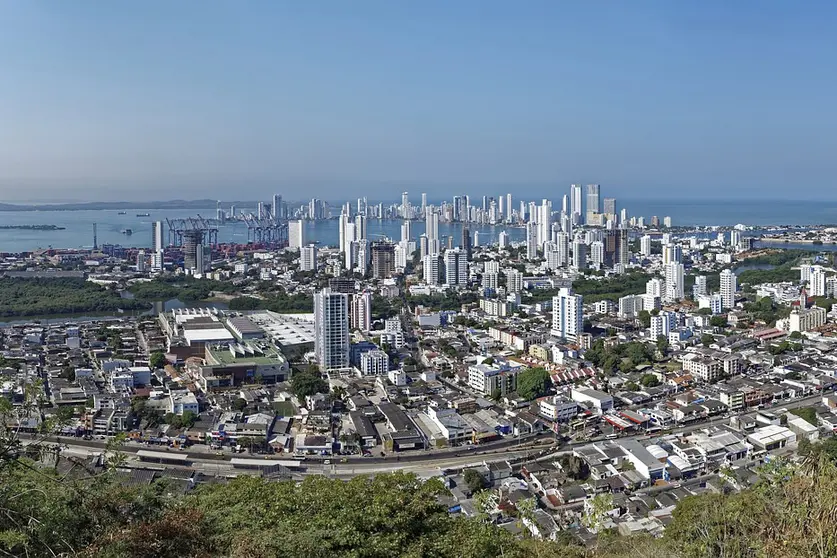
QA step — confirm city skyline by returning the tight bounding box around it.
[2,3,837,201]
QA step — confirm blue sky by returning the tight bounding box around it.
[1,1,836,202]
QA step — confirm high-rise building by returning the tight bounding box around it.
[603,198,616,218]
[425,206,439,253]
[538,199,552,247]
[350,291,372,333]
[664,262,685,302]
[136,250,147,272]
[182,229,204,272]
[419,234,429,259]
[720,269,737,309]
[650,313,672,339]
[506,269,523,293]
[257,201,266,219]
[498,231,509,248]
[506,193,513,222]
[152,221,164,271]
[604,229,629,268]
[646,277,664,298]
[272,194,283,219]
[663,216,672,228]
[585,184,601,224]
[421,192,427,212]
[640,235,652,258]
[590,241,605,268]
[355,215,367,241]
[693,275,708,297]
[570,184,583,224]
[663,243,682,265]
[300,244,318,271]
[551,287,583,341]
[572,238,587,270]
[423,254,442,285]
[400,220,412,242]
[289,220,305,250]
[444,248,468,286]
[371,241,395,279]
[811,267,828,297]
[401,192,410,219]
[314,289,350,370]
[526,222,539,260]
[461,226,472,259]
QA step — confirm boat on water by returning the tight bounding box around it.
[121,228,133,235]
[117,211,127,215]
[136,213,150,217]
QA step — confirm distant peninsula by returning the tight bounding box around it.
[0,225,66,230]
[0,200,221,212]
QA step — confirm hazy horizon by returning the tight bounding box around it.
[2,2,837,202]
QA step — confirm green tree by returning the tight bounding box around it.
[463,468,486,494]
[701,333,715,348]
[291,369,329,400]
[656,335,670,356]
[516,367,551,400]
[710,315,728,328]
[640,373,661,388]
[231,398,248,411]
[149,351,167,370]
[490,388,502,402]
[637,310,652,328]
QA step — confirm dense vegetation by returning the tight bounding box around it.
[128,276,237,302]
[517,367,552,400]
[566,271,652,303]
[408,291,480,311]
[0,277,146,317]
[3,445,837,558]
[584,339,655,374]
[228,292,313,313]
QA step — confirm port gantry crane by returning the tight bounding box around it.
[242,212,288,247]
[165,215,221,247]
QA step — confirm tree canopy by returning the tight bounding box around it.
[517,367,551,400]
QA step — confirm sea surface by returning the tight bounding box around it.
[1,198,836,253]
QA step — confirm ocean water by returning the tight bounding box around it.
[0,198,835,253]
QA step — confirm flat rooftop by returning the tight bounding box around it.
[247,311,315,346]
[206,342,286,367]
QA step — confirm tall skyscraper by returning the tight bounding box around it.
[182,230,204,272]
[572,238,587,270]
[371,241,395,279]
[498,231,509,249]
[257,201,266,219]
[603,198,616,218]
[640,235,652,258]
[693,275,708,297]
[552,287,583,341]
[314,289,350,370]
[401,192,410,219]
[461,226,472,260]
[350,291,372,333]
[444,248,468,287]
[570,184,583,223]
[272,194,283,219]
[300,244,318,271]
[720,269,737,309]
[585,184,601,224]
[289,220,305,250]
[538,199,552,247]
[506,269,524,293]
[664,262,685,302]
[506,193,513,222]
[355,215,367,241]
[421,192,427,213]
[400,220,412,242]
[423,253,442,285]
[604,229,629,268]
[526,221,539,260]
[152,221,164,271]
[425,206,439,254]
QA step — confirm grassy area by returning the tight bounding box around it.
[272,401,296,417]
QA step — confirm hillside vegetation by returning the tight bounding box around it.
[1,442,837,558]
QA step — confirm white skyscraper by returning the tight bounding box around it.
[526,222,539,260]
[506,193,513,222]
[355,215,367,241]
[498,231,509,248]
[590,240,605,268]
[551,287,583,341]
[400,220,412,242]
[650,313,672,339]
[299,244,318,271]
[538,199,552,247]
[730,229,741,250]
[444,248,468,286]
[663,243,682,265]
[720,269,737,309]
[544,243,561,271]
[423,254,442,285]
[664,262,685,302]
[314,289,350,370]
[693,275,708,297]
[811,267,828,297]
[585,184,600,224]
[506,269,523,293]
[572,238,587,270]
[425,206,439,243]
[570,184,583,224]
[640,235,652,258]
[401,192,410,219]
[289,220,305,250]
[421,192,427,212]
[350,291,372,333]
[152,221,165,271]
[646,277,665,298]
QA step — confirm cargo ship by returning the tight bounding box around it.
[136,213,150,217]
